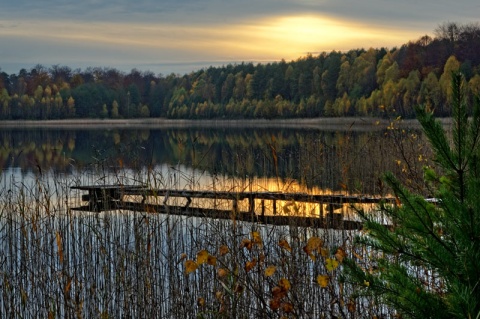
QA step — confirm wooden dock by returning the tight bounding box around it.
[71,184,396,229]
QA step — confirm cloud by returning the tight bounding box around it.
[1,0,479,74]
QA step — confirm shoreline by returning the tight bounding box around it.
[0,117,453,130]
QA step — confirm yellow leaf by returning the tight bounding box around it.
[207,255,217,266]
[317,274,329,288]
[185,260,198,274]
[278,278,291,291]
[320,247,330,258]
[265,265,277,277]
[364,280,370,287]
[196,250,209,265]
[304,236,323,255]
[278,239,292,252]
[251,231,262,245]
[219,245,229,256]
[325,258,339,272]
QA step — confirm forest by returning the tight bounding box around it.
[1,22,480,120]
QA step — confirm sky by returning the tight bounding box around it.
[0,0,479,75]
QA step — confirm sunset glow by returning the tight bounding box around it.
[1,0,478,74]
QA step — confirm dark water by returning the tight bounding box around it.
[0,124,427,195]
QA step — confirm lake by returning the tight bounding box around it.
[0,120,428,196]
[0,120,431,317]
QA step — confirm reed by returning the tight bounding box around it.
[0,120,432,318]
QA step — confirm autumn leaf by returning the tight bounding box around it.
[335,247,347,263]
[278,239,292,252]
[251,231,263,245]
[219,245,229,256]
[281,302,294,313]
[347,299,356,313]
[245,258,257,272]
[278,278,291,291]
[217,268,229,278]
[316,274,329,288]
[240,238,253,250]
[185,260,198,274]
[325,258,339,272]
[265,265,277,277]
[197,297,205,307]
[271,286,287,299]
[207,255,217,266]
[196,250,209,265]
[269,298,281,310]
[179,253,187,263]
[304,236,323,255]
[320,247,330,258]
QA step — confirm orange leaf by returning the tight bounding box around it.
[207,255,217,266]
[395,196,401,206]
[317,274,329,288]
[278,239,292,252]
[269,298,281,310]
[265,265,277,277]
[347,299,356,313]
[185,260,198,274]
[281,302,294,313]
[217,268,229,278]
[219,245,229,256]
[272,286,287,300]
[278,278,291,291]
[245,258,257,272]
[335,247,347,263]
[196,250,209,265]
[240,238,253,250]
[197,297,205,307]
[320,247,330,258]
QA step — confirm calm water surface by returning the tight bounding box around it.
[0,123,426,197]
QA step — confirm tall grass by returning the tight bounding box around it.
[0,166,400,319]
[0,121,432,318]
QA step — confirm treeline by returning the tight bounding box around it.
[1,22,480,120]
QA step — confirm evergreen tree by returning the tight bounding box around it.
[344,72,480,318]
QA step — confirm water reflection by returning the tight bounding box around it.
[0,124,428,196]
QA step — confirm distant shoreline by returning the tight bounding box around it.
[0,117,451,130]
